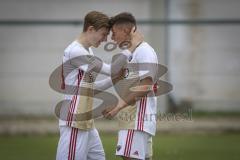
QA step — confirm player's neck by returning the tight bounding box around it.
[77,33,91,51]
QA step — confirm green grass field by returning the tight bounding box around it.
[0,133,240,160]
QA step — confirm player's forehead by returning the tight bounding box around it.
[98,27,110,34]
[111,24,122,32]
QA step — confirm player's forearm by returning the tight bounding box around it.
[99,63,111,75]
[93,75,122,94]
[70,57,110,76]
[116,89,150,111]
[93,50,131,76]
[109,51,131,78]
[94,77,112,91]
[116,78,153,111]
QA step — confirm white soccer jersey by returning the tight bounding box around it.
[59,40,132,130]
[117,42,159,136]
[59,40,96,130]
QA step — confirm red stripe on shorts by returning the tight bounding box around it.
[124,130,130,156]
[127,130,134,156]
[68,128,78,160]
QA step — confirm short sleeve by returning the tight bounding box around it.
[135,46,158,82]
[68,46,91,72]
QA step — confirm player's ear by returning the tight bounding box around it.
[131,26,136,34]
[123,26,132,34]
[87,26,95,33]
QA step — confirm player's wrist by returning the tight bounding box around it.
[116,99,127,111]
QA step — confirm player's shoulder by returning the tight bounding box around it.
[64,40,88,57]
[136,42,154,51]
[134,42,157,60]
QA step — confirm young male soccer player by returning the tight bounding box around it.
[56,11,143,160]
[103,12,159,160]
[56,11,110,160]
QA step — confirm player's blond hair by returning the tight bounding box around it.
[83,11,110,32]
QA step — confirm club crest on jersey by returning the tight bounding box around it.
[128,55,133,62]
[123,68,129,78]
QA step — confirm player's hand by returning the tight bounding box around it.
[103,98,128,119]
[103,107,120,119]
[112,68,125,83]
[102,106,116,119]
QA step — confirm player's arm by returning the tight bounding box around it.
[102,77,153,119]
[69,47,130,79]
[93,70,124,92]
[99,50,130,77]
[68,47,125,93]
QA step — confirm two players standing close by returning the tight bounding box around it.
[56,11,159,160]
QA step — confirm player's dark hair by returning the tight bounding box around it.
[109,12,136,29]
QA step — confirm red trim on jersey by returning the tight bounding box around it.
[67,95,76,126]
[139,97,145,131]
[67,96,75,126]
[137,98,144,130]
[67,69,83,126]
[69,94,77,125]
[141,97,147,131]
[142,97,147,130]
[137,97,147,131]
[153,83,158,93]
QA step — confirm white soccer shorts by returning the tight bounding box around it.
[56,126,105,160]
[116,129,152,160]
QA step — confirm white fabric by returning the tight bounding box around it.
[56,126,105,160]
[132,42,158,82]
[94,50,131,91]
[60,41,110,126]
[94,77,113,91]
[60,41,93,126]
[120,42,159,136]
[61,40,131,94]
[133,42,158,136]
[116,130,152,159]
